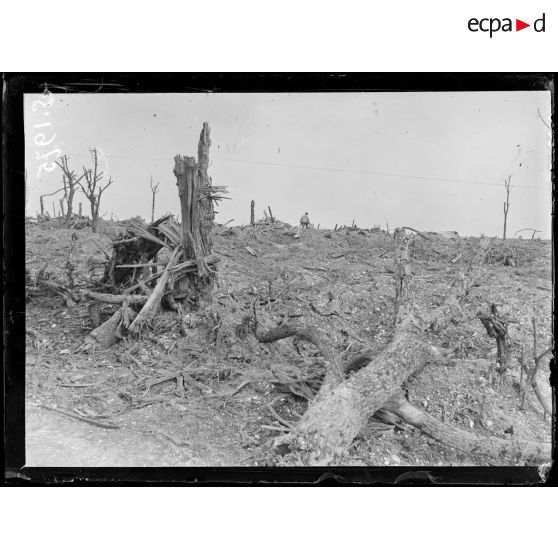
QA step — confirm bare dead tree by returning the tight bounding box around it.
[55,155,86,223]
[149,176,160,223]
[79,148,114,233]
[503,175,512,240]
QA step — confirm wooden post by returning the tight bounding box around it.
[52,201,56,218]
[250,200,255,226]
[268,206,275,223]
[173,122,216,302]
[40,196,44,216]
[79,202,83,217]
[150,177,160,223]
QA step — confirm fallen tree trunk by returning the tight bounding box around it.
[285,317,437,464]
[80,290,149,306]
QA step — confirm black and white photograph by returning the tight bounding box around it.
[17,82,553,470]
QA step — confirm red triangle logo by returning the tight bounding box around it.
[516,19,530,31]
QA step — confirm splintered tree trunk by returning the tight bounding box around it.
[173,122,216,303]
[40,196,44,216]
[79,202,83,217]
[251,200,255,226]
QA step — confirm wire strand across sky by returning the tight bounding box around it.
[66,152,550,191]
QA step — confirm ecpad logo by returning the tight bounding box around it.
[468,13,546,37]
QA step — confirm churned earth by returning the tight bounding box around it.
[24,218,553,467]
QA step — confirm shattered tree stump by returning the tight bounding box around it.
[79,302,137,351]
[173,122,217,303]
[477,304,510,383]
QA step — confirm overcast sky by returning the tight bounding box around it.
[25,91,552,237]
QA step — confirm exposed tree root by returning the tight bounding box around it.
[39,404,120,429]
[254,321,344,392]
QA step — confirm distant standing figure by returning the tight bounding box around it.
[300,212,310,229]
